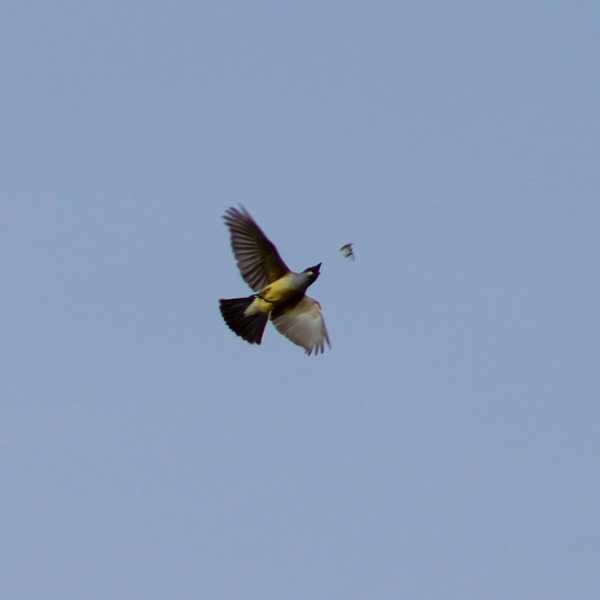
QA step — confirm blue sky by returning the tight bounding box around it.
[2,1,600,598]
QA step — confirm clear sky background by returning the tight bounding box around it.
[2,2,599,598]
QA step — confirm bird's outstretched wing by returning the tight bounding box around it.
[223,206,290,291]
[271,295,331,355]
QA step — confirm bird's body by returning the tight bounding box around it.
[259,271,314,303]
[219,207,330,355]
[243,272,312,315]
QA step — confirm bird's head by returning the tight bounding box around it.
[303,263,322,280]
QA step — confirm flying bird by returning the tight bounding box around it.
[219,206,330,355]
[339,243,355,261]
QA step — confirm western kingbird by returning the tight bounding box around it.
[219,206,331,355]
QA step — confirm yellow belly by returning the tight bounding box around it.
[244,274,302,316]
[259,273,299,303]
[244,296,273,316]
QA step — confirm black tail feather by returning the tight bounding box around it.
[219,296,268,345]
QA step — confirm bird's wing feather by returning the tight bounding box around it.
[271,295,330,355]
[223,206,290,291]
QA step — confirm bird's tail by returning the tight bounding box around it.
[219,296,268,345]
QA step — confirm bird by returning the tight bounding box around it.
[219,206,330,355]
[339,243,355,261]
